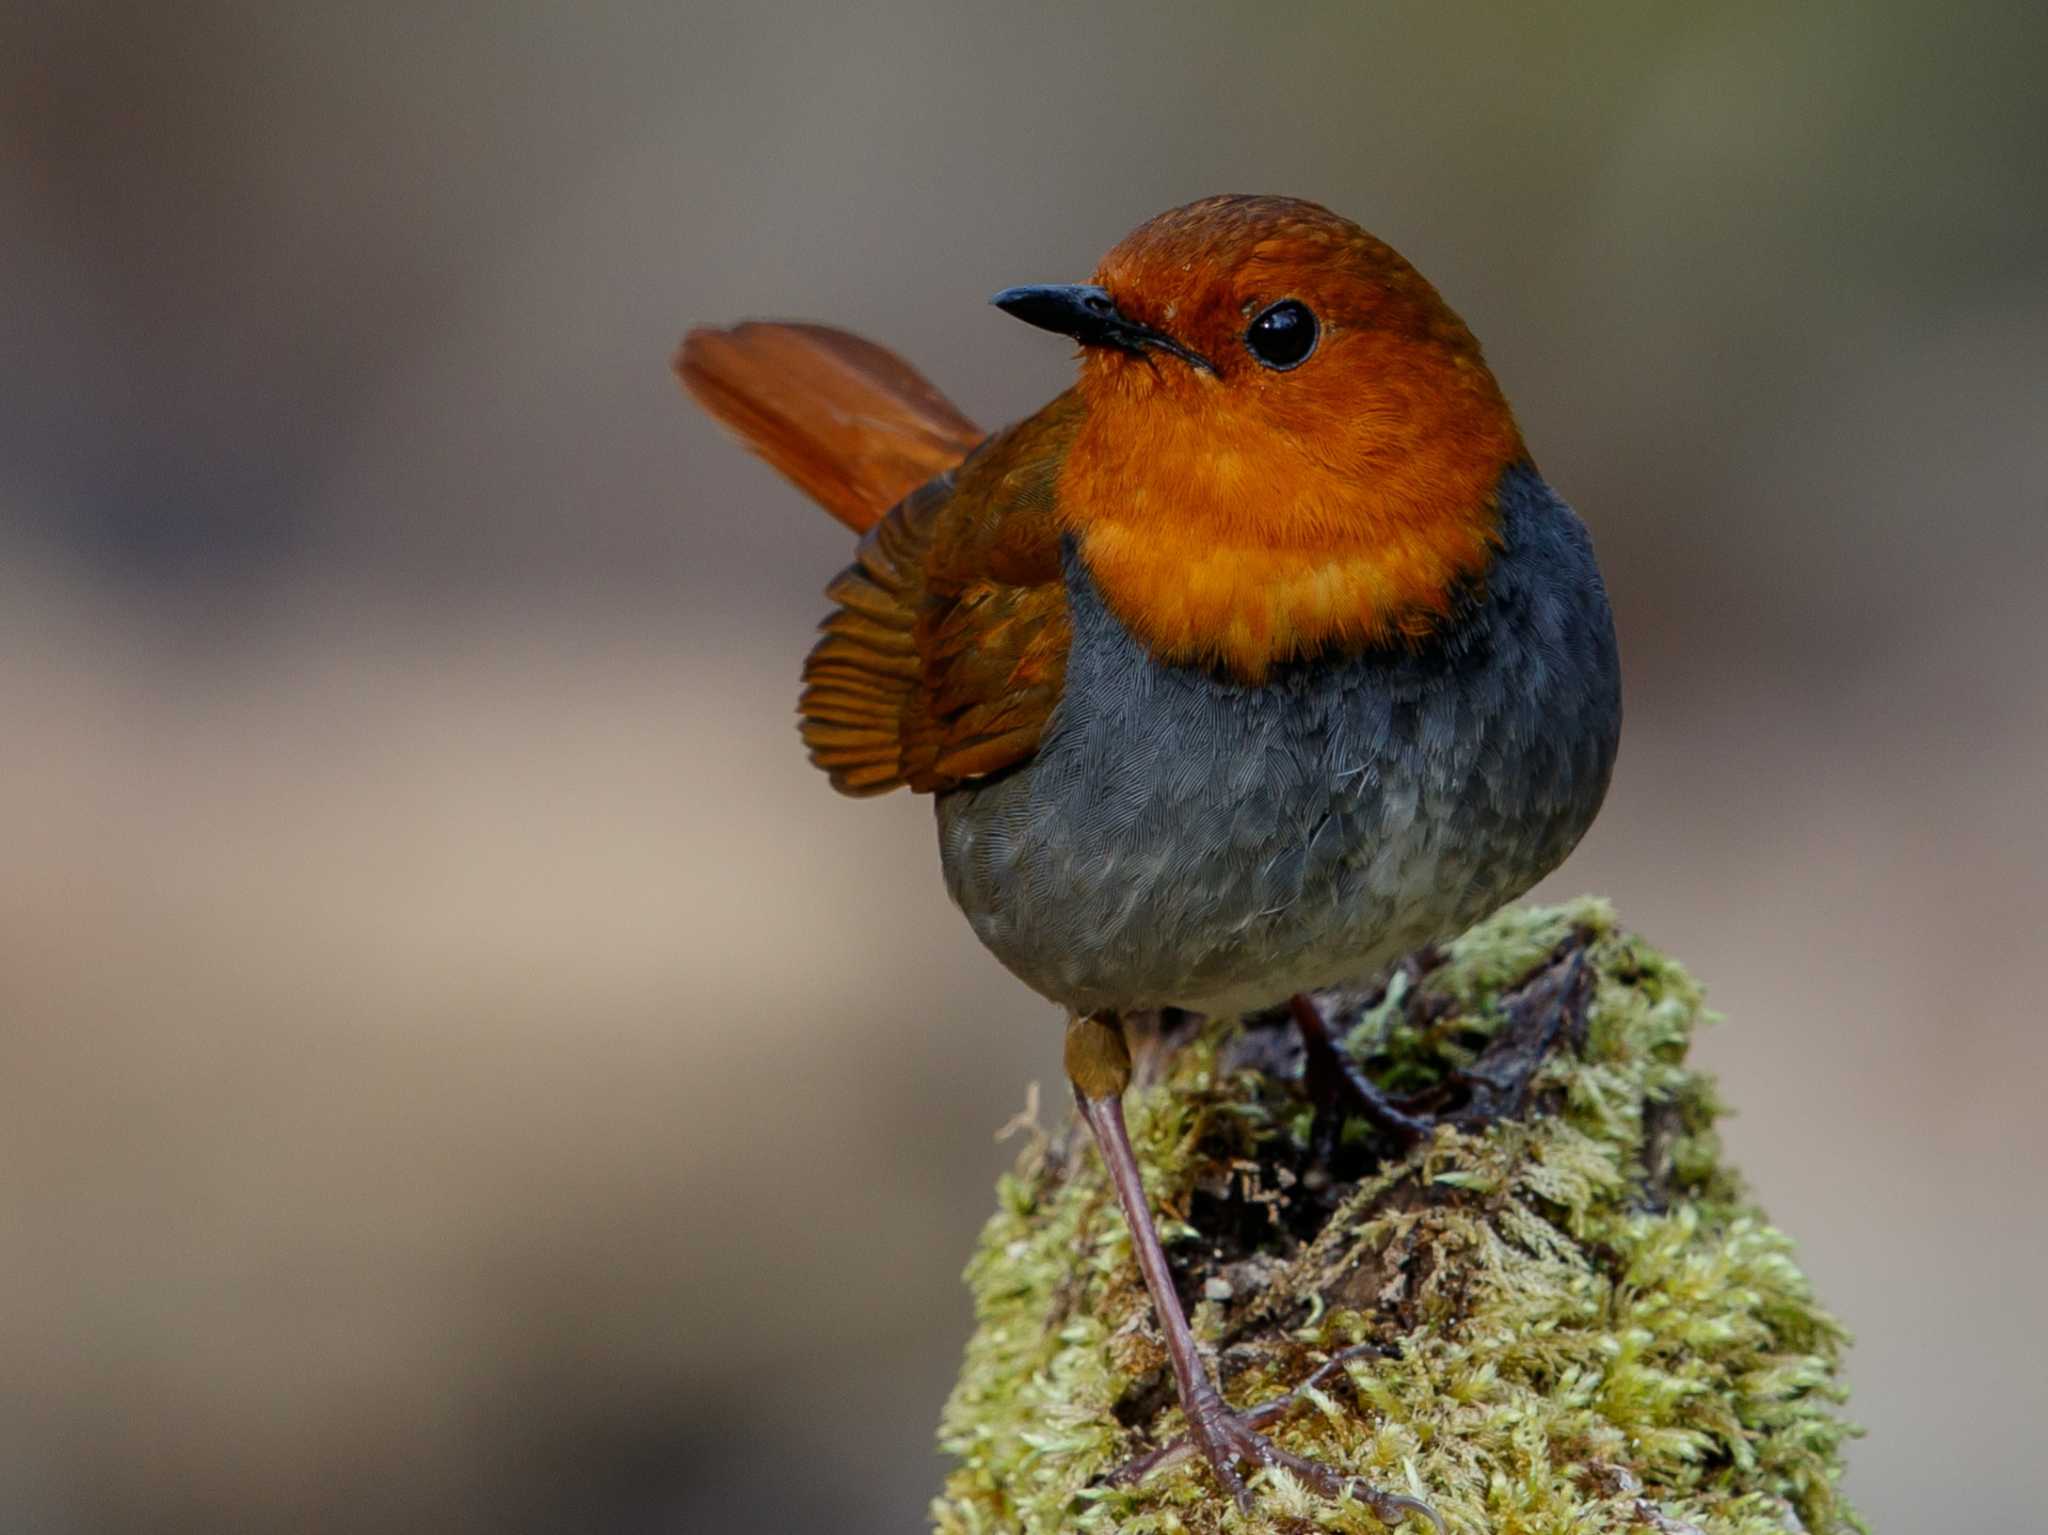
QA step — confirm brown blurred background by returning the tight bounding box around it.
[3,2,2044,1530]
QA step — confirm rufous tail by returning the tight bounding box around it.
[675,322,983,533]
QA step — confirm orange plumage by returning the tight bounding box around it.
[679,324,1076,794]
[1064,196,1522,679]
[679,195,1527,795]
[677,320,980,533]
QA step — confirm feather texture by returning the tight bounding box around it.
[678,320,1078,795]
[676,321,981,532]
[796,395,1079,794]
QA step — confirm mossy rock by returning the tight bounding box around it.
[932,900,1858,1535]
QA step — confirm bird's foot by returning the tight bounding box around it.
[1292,992,1439,1144]
[1294,931,1596,1147]
[1105,1348,1442,1530]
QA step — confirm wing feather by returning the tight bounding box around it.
[798,394,1081,794]
[675,320,1078,797]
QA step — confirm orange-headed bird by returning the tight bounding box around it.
[678,195,1620,1522]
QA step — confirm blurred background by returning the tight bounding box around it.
[4,2,2044,1530]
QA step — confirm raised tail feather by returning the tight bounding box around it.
[675,321,983,533]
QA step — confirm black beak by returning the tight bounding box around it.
[990,283,1215,374]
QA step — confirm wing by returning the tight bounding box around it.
[676,321,983,533]
[800,392,1083,795]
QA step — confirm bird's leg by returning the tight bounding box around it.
[1066,1014,1441,1528]
[1295,935,1597,1145]
[1291,992,1436,1143]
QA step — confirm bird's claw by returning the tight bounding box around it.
[1107,1378,1443,1531]
[1294,934,1596,1150]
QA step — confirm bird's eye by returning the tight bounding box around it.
[1244,300,1318,370]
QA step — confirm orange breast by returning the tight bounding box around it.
[1058,326,1523,681]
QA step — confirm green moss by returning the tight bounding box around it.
[932,901,1859,1535]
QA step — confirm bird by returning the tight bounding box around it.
[676,194,1621,1522]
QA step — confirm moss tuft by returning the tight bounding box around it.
[932,900,1859,1535]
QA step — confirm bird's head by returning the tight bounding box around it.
[994,195,1525,680]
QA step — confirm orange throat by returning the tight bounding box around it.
[1060,357,1522,681]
